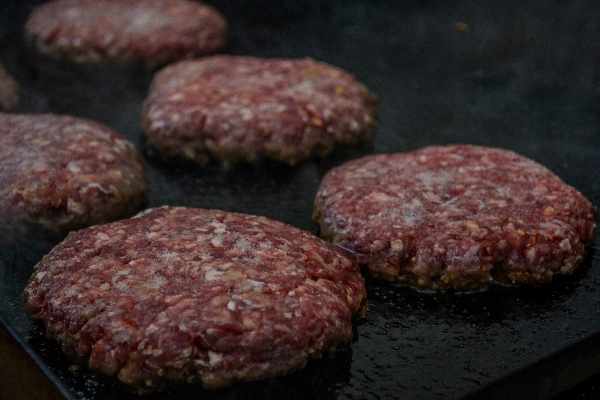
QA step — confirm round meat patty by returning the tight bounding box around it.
[313,145,597,292]
[0,113,147,241]
[141,56,378,166]
[24,0,227,67]
[22,206,366,392]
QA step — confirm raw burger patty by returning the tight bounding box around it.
[313,145,597,292]
[24,0,227,67]
[141,56,378,166]
[22,206,366,391]
[0,113,147,239]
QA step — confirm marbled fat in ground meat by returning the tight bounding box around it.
[141,56,378,166]
[22,206,366,392]
[0,113,147,241]
[313,145,597,292]
[24,0,227,67]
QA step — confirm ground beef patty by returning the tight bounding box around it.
[22,206,366,392]
[0,113,147,241]
[141,56,378,166]
[24,0,227,67]
[314,145,597,292]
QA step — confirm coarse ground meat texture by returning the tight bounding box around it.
[141,56,378,166]
[24,0,227,67]
[22,206,366,392]
[313,145,598,292]
[0,113,147,242]
[0,63,19,111]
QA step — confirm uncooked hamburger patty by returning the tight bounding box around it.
[0,113,147,240]
[141,56,378,166]
[22,206,366,391]
[313,145,597,292]
[24,0,227,67]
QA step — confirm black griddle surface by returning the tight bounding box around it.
[1,1,600,399]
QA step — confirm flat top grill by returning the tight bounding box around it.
[1,1,599,399]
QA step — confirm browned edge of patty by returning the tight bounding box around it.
[0,113,148,243]
[313,145,597,292]
[23,0,228,68]
[140,56,378,167]
[22,206,366,392]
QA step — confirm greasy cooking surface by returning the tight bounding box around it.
[1,1,600,399]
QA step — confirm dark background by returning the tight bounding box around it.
[1,1,600,399]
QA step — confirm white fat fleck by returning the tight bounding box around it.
[209,222,227,234]
[205,269,223,281]
[369,192,394,202]
[152,348,164,357]
[400,212,422,227]
[67,162,82,174]
[390,239,404,252]
[211,236,223,247]
[463,244,480,263]
[274,324,292,333]
[96,232,110,241]
[227,301,236,311]
[150,120,166,130]
[464,221,480,232]
[433,243,445,254]
[129,10,155,30]
[525,248,536,259]
[115,280,130,290]
[153,275,168,287]
[116,268,132,276]
[81,183,112,194]
[239,108,253,121]
[242,317,258,329]
[35,271,47,282]
[101,34,114,45]
[414,170,452,188]
[234,238,252,252]
[259,241,272,249]
[113,331,130,343]
[32,121,50,130]
[247,280,265,288]
[291,81,314,93]
[180,347,192,358]
[559,239,571,251]
[532,185,548,194]
[220,262,233,270]
[168,93,185,101]
[488,199,507,208]
[66,198,85,215]
[208,351,223,366]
